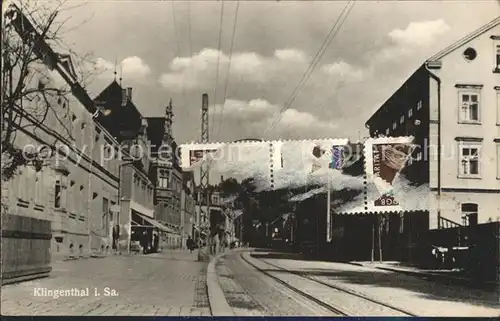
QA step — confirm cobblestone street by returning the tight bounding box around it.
[215,250,500,317]
[1,250,210,316]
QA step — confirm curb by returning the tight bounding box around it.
[376,266,498,289]
[347,262,498,289]
[206,249,247,316]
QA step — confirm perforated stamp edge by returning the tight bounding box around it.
[179,140,271,169]
[363,136,416,214]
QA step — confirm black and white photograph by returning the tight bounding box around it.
[1,0,499,317]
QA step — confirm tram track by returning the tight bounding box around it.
[240,252,417,317]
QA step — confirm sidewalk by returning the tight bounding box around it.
[348,261,498,290]
[2,250,210,316]
[252,251,499,317]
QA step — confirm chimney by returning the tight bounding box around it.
[127,87,132,101]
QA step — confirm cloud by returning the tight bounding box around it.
[388,19,451,47]
[375,20,451,63]
[93,56,151,79]
[320,61,365,81]
[209,98,338,138]
[274,49,307,63]
[159,48,365,92]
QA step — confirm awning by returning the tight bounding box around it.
[132,211,176,233]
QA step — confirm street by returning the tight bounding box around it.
[214,249,500,317]
[1,250,210,316]
[2,248,499,316]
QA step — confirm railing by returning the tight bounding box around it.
[439,216,463,229]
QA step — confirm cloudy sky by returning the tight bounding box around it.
[43,0,499,144]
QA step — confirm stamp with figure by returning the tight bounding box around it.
[364,136,429,213]
[270,139,366,214]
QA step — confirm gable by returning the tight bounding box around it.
[427,16,500,62]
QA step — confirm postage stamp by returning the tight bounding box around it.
[363,136,429,213]
[179,141,272,190]
[270,139,366,214]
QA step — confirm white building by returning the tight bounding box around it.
[366,17,500,229]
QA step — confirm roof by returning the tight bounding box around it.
[92,80,143,141]
[366,17,500,128]
[427,16,500,62]
[365,64,426,127]
[145,117,165,152]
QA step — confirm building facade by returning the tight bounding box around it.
[180,170,197,248]
[2,58,121,260]
[366,17,500,229]
[93,81,170,253]
[146,101,184,249]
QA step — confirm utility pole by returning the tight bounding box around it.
[200,93,211,253]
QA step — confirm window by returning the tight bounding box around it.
[102,197,109,231]
[463,47,477,61]
[417,100,423,110]
[80,185,85,214]
[34,170,42,205]
[81,123,86,147]
[54,179,62,209]
[459,91,480,123]
[69,180,75,213]
[497,143,500,179]
[158,170,171,189]
[400,115,405,124]
[459,144,481,178]
[496,88,500,125]
[392,122,397,130]
[95,127,101,142]
[495,44,500,72]
[408,108,413,118]
[110,201,116,222]
[461,203,478,226]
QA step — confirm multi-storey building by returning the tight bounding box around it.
[93,81,169,252]
[146,100,184,248]
[180,170,197,248]
[365,17,500,229]
[1,59,121,260]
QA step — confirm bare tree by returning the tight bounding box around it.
[1,0,97,184]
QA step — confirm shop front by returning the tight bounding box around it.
[131,210,175,253]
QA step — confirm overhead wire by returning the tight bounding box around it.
[276,1,357,137]
[210,1,225,141]
[214,0,240,139]
[263,0,356,138]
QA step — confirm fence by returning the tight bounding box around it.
[417,221,500,282]
[1,214,52,285]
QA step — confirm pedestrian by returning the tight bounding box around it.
[187,236,194,253]
[141,230,148,254]
[153,233,159,253]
